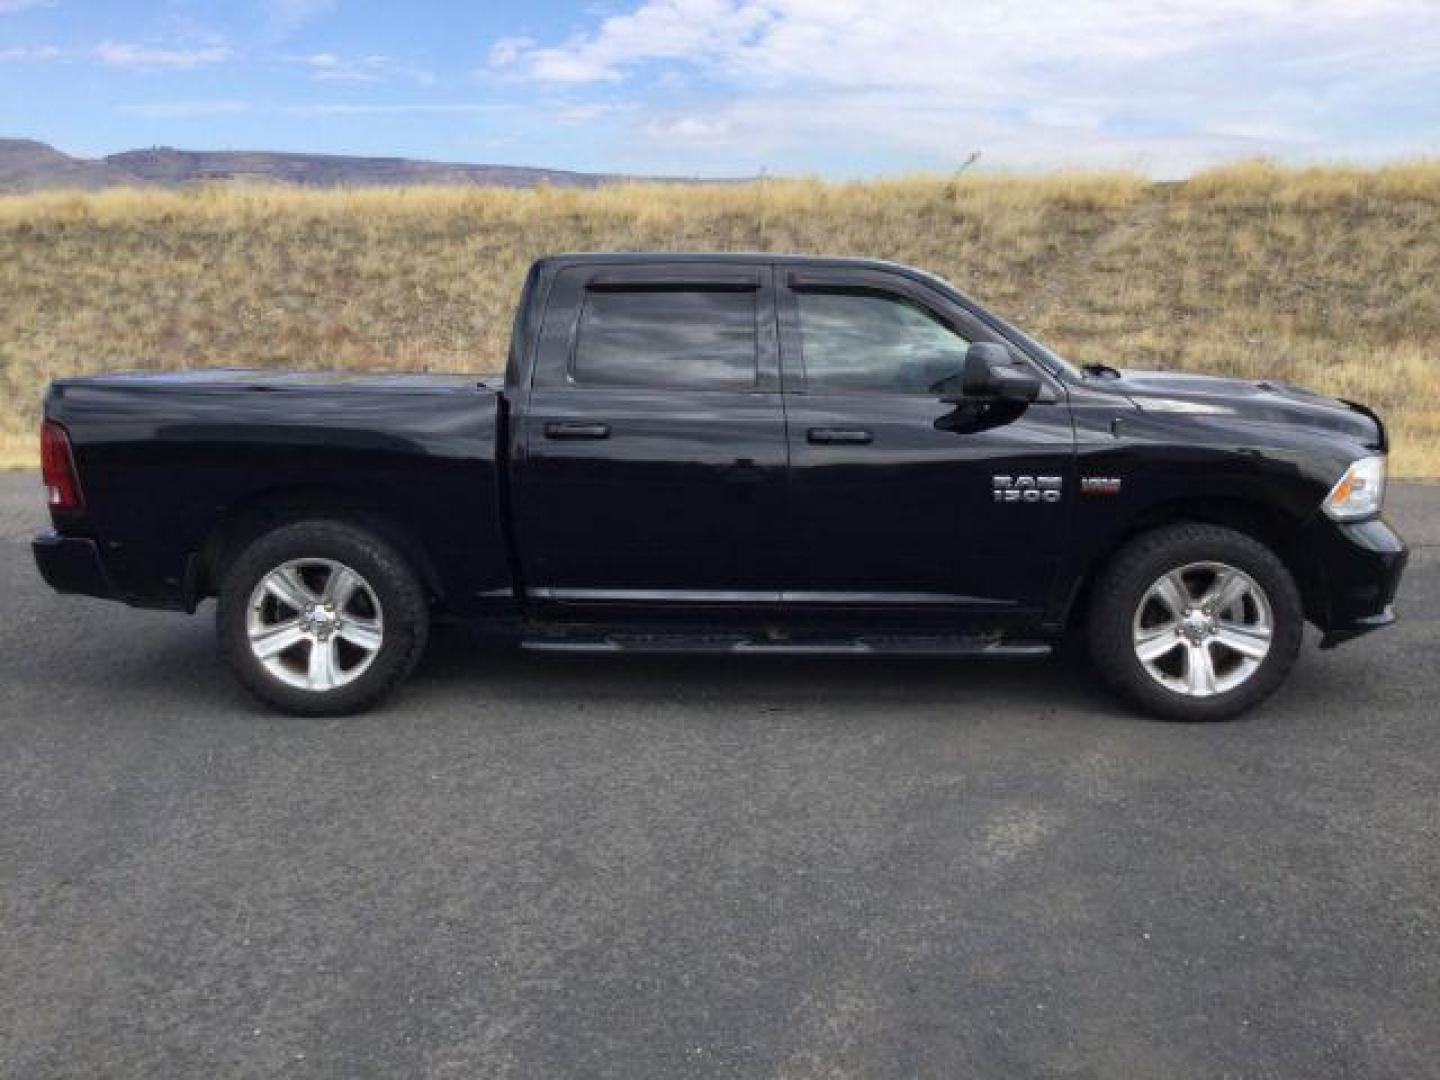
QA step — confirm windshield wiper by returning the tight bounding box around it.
[1081,362,1122,379]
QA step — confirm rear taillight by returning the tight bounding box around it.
[40,420,84,512]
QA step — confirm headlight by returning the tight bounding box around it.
[1323,455,1387,521]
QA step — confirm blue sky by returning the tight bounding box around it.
[2,0,1438,178]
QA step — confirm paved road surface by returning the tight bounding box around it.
[2,473,1438,1078]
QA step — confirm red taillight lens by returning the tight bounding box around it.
[40,420,84,512]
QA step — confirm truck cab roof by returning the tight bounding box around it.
[532,251,941,283]
[535,251,914,268]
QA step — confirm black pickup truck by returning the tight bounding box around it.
[33,253,1407,720]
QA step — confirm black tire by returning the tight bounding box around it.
[1086,523,1303,722]
[217,519,429,716]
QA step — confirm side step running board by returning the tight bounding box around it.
[521,633,1051,658]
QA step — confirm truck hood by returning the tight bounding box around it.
[1105,368,1385,450]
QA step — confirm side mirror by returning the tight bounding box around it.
[960,342,1042,402]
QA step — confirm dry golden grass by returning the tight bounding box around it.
[2,162,1437,475]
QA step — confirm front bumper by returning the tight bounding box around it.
[32,530,119,601]
[1304,515,1408,648]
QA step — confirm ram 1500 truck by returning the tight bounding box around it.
[33,253,1408,720]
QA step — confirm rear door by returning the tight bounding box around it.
[513,261,788,605]
[777,266,1075,617]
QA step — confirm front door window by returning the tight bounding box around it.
[795,290,970,395]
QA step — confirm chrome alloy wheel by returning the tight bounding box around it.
[245,558,384,692]
[1131,561,1273,698]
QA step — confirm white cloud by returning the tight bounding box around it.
[117,100,252,118]
[498,0,1434,86]
[493,0,771,83]
[261,0,338,35]
[286,51,436,86]
[0,44,62,60]
[640,94,1258,175]
[1201,118,1321,145]
[490,0,1440,174]
[488,36,535,68]
[1026,104,1107,132]
[554,102,631,124]
[282,103,509,115]
[646,115,734,143]
[1,40,234,70]
[95,41,233,70]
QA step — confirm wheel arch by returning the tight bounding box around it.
[195,484,447,609]
[1062,496,1322,631]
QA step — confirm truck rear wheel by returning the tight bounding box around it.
[217,520,429,716]
[1086,523,1303,722]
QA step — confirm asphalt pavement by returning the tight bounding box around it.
[2,472,1438,1079]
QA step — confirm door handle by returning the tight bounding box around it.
[807,427,873,446]
[544,422,611,440]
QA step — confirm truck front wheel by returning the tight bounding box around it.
[217,520,429,716]
[1086,523,1304,722]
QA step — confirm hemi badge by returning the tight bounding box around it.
[1081,477,1123,495]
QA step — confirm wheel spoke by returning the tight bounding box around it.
[1132,559,1276,700]
[1135,624,1181,663]
[246,558,384,693]
[307,638,338,690]
[1185,643,1219,695]
[265,567,317,612]
[250,618,307,659]
[1214,621,1271,659]
[337,618,382,652]
[1200,569,1249,615]
[323,565,362,609]
[1152,571,1190,618]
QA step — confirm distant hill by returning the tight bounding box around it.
[0,139,144,191]
[0,138,689,192]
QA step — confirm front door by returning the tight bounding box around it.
[513,262,788,605]
[776,266,1075,618]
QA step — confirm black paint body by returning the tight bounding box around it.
[34,254,1407,649]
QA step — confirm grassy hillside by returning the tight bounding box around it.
[2,162,1438,475]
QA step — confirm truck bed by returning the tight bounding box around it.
[44,367,510,612]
